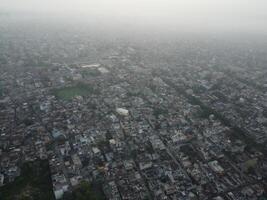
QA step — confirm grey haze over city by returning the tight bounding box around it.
[1,0,267,34]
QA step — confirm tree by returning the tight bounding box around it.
[244,158,258,173]
[63,181,105,200]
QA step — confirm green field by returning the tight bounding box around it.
[53,83,97,100]
[0,160,55,200]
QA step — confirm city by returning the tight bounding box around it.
[0,26,266,199]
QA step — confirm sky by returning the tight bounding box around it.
[1,0,267,34]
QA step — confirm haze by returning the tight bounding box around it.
[1,0,267,34]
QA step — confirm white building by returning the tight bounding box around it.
[116,108,129,116]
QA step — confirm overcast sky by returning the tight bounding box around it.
[2,0,267,34]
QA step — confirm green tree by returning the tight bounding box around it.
[64,181,105,200]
